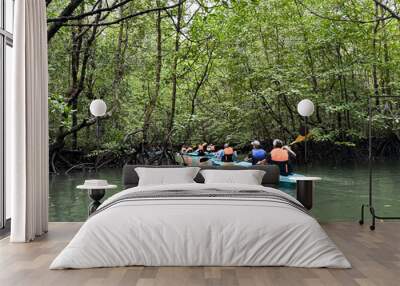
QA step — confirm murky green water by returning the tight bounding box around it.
[49,160,400,223]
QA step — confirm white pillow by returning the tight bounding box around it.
[135,167,200,186]
[200,169,265,185]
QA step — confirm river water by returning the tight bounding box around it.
[49,160,400,222]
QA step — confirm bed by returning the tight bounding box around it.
[50,165,350,269]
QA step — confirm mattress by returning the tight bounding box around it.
[50,183,350,269]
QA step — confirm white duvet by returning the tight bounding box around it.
[50,183,351,269]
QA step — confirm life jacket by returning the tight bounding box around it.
[270,148,289,162]
[252,148,266,165]
[216,149,224,160]
[224,147,234,155]
[270,148,290,176]
[222,147,234,162]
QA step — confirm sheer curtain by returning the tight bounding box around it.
[8,0,49,242]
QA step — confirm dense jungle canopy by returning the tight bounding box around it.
[47,0,400,170]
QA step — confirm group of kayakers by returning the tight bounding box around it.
[181,143,216,156]
[247,139,296,175]
[181,143,236,161]
[180,139,296,176]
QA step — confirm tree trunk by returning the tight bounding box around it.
[54,6,101,153]
[380,5,391,97]
[335,44,351,130]
[143,2,163,146]
[296,4,322,125]
[111,8,129,129]
[184,46,214,143]
[71,98,78,149]
[165,0,183,143]
[70,19,83,150]
[372,2,380,105]
[47,0,85,41]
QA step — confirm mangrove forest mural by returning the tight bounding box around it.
[46,0,400,171]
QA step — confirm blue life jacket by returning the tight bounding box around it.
[216,149,224,160]
[252,149,266,165]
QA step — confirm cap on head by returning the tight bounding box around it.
[224,143,229,148]
[251,140,260,146]
[273,139,283,148]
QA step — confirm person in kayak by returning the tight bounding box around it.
[215,147,224,160]
[181,145,194,154]
[268,139,295,176]
[207,144,216,152]
[196,142,207,156]
[180,145,188,154]
[222,143,234,162]
[249,140,267,165]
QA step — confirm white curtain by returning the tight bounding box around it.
[8,0,49,242]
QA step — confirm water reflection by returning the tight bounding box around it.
[49,161,400,223]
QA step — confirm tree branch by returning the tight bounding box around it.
[47,0,85,41]
[47,0,132,23]
[295,0,392,24]
[373,0,400,20]
[60,1,186,28]
[65,113,111,140]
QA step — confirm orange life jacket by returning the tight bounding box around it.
[223,147,234,155]
[270,148,289,162]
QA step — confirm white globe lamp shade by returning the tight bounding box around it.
[297,99,315,117]
[90,99,107,117]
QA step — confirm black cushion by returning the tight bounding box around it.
[122,164,280,189]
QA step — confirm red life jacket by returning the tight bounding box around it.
[270,148,289,162]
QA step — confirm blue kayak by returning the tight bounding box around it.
[210,158,252,167]
[185,151,216,158]
[279,173,304,186]
[211,158,304,186]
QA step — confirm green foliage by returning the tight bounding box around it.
[47,0,400,153]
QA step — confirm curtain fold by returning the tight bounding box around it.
[9,0,49,242]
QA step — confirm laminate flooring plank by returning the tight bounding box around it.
[0,222,399,286]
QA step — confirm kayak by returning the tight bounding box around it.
[210,158,252,167]
[184,151,216,158]
[279,173,305,186]
[211,158,304,186]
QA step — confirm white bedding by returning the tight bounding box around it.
[50,183,351,269]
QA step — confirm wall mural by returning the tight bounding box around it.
[45,0,400,222]
[47,0,400,171]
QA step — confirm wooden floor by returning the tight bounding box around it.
[0,222,399,286]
